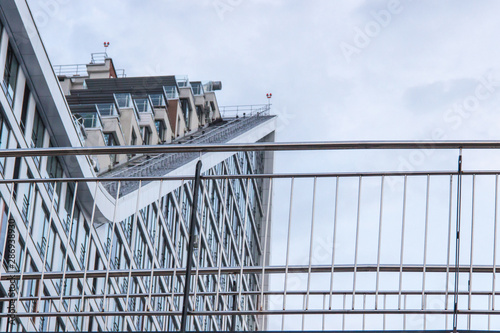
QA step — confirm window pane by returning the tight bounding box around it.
[2,46,19,105]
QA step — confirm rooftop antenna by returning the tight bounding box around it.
[103,42,110,55]
[266,93,272,109]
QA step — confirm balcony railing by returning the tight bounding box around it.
[191,82,204,96]
[134,98,154,114]
[90,52,108,64]
[164,86,179,100]
[53,64,88,77]
[114,93,141,121]
[114,93,133,109]
[176,75,190,88]
[96,103,119,117]
[1,142,500,332]
[219,104,270,118]
[150,94,166,107]
[73,112,102,129]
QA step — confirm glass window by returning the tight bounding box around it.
[2,45,19,106]
[191,82,203,95]
[33,203,50,258]
[114,93,132,108]
[96,103,118,117]
[155,120,164,141]
[103,133,116,147]
[181,99,190,126]
[65,182,80,241]
[74,112,102,129]
[103,133,117,165]
[134,98,153,113]
[131,130,137,146]
[0,110,10,174]
[164,86,179,99]
[20,83,30,134]
[140,126,151,145]
[149,94,165,107]
[31,109,45,168]
[46,143,63,207]
[32,110,45,148]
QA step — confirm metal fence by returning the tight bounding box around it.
[219,104,271,118]
[1,142,500,332]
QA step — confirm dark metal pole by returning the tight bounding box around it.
[453,150,462,333]
[231,280,237,331]
[180,160,202,333]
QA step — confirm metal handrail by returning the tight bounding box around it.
[90,52,108,64]
[1,139,500,157]
[219,104,270,118]
[53,64,88,77]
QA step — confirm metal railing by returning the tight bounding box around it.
[219,104,271,118]
[53,64,88,77]
[115,69,126,78]
[91,52,108,64]
[2,142,500,332]
[73,112,103,129]
[96,103,119,117]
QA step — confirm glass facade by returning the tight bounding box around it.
[0,149,268,331]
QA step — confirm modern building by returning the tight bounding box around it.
[0,0,276,331]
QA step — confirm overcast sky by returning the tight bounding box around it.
[23,2,500,329]
[24,0,500,173]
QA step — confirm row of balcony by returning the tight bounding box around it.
[72,87,178,130]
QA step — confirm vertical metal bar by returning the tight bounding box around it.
[237,177,251,313]
[322,294,326,331]
[489,293,492,331]
[424,294,427,330]
[15,183,33,320]
[3,182,14,333]
[398,176,408,310]
[215,178,228,312]
[468,174,476,330]
[494,175,498,312]
[0,182,14,284]
[453,150,463,333]
[445,175,454,310]
[124,180,141,314]
[191,179,207,311]
[362,294,366,331]
[352,176,362,310]
[37,181,57,313]
[80,181,100,317]
[383,294,386,330]
[305,177,317,310]
[403,294,407,330]
[103,179,123,329]
[231,281,237,331]
[422,175,430,310]
[180,160,203,333]
[170,179,185,312]
[301,294,306,331]
[147,180,164,311]
[59,182,79,310]
[260,178,273,311]
[282,177,295,330]
[375,176,384,310]
[342,294,346,331]
[329,177,339,310]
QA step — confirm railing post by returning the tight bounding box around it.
[453,149,463,333]
[231,280,237,331]
[180,160,202,333]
